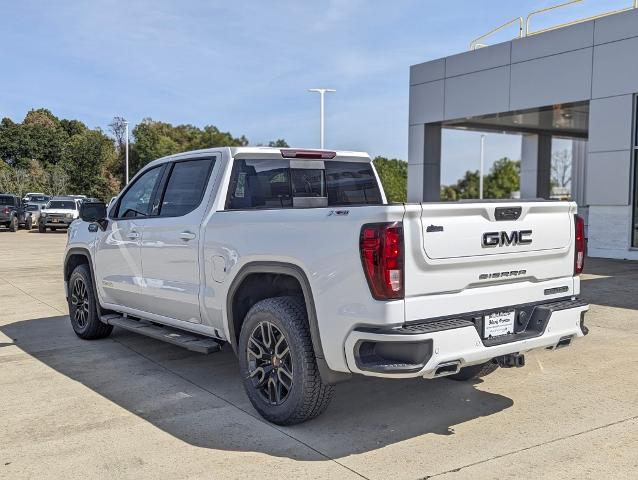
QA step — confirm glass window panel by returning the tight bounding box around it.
[325,161,383,206]
[116,167,162,218]
[160,159,214,217]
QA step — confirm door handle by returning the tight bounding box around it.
[127,231,140,240]
[180,231,196,241]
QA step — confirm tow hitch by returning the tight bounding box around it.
[496,353,525,368]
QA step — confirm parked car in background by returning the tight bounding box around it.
[25,203,44,227]
[0,194,32,231]
[23,193,50,205]
[39,196,81,232]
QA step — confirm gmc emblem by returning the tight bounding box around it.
[482,230,532,247]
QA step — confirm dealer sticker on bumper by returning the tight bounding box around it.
[484,310,515,338]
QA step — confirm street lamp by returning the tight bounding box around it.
[308,88,336,149]
[479,134,485,199]
[124,121,129,184]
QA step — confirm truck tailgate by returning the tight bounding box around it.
[422,202,571,259]
[402,201,578,322]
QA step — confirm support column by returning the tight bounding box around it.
[407,123,442,202]
[422,124,442,202]
[520,133,552,199]
[571,139,587,207]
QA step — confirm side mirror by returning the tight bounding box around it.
[80,202,107,223]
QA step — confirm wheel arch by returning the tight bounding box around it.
[226,261,350,385]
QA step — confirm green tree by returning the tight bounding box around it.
[441,158,520,200]
[268,139,289,148]
[484,158,520,198]
[130,119,248,176]
[0,109,69,168]
[60,119,88,137]
[66,129,120,199]
[373,156,407,202]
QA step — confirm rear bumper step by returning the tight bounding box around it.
[346,298,589,378]
[102,314,221,354]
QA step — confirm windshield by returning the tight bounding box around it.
[46,201,76,210]
[0,196,15,206]
[26,204,40,211]
[27,195,49,202]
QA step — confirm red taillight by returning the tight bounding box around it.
[280,149,336,159]
[574,214,585,275]
[360,222,404,300]
[2,207,9,214]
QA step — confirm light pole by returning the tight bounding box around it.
[479,134,485,199]
[124,121,129,184]
[308,88,336,149]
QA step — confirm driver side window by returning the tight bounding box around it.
[115,166,162,218]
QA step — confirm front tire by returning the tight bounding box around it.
[238,296,334,425]
[8,217,17,232]
[447,360,499,381]
[38,223,46,233]
[68,264,113,339]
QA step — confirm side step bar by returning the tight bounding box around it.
[102,314,222,354]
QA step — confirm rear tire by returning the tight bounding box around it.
[68,264,113,340]
[447,360,499,381]
[51,227,57,231]
[8,217,17,232]
[238,296,334,425]
[38,223,46,233]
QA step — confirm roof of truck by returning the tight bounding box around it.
[145,146,371,168]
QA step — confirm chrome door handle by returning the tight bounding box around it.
[127,231,140,240]
[180,231,196,241]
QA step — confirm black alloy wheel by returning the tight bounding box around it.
[246,320,294,405]
[67,264,112,339]
[70,276,90,329]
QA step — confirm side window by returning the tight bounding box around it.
[325,161,383,206]
[115,166,162,218]
[226,159,292,209]
[159,158,215,217]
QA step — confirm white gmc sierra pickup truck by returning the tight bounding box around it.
[64,147,589,425]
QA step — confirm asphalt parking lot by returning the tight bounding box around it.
[1,229,637,479]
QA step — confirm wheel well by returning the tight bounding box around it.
[230,272,304,346]
[65,253,90,283]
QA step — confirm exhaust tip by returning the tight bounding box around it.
[555,336,573,349]
[434,361,461,377]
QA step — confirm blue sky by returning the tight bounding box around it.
[0,0,628,183]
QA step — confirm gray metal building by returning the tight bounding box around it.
[408,6,638,260]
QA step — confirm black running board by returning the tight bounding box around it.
[102,314,222,354]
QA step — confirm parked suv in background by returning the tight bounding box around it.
[64,147,589,425]
[0,194,32,231]
[23,193,50,205]
[39,196,81,232]
[26,203,44,227]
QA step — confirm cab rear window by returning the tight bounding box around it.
[0,196,15,206]
[225,159,382,210]
[325,162,382,206]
